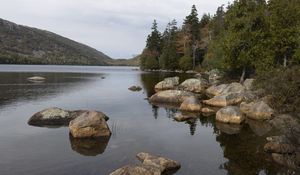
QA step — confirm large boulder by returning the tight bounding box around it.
[205,69,223,85]
[136,152,181,173]
[243,78,255,91]
[206,84,229,97]
[28,107,73,126]
[203,93,244,107]
[223,83,245,95]
[240,101,274,120]
[109,165,161,175]
[28,108,109,126]
[149,90,194,104]
[69,111,111,138]
[155,77,179,91]
[216,106,245,124]
[179,78,208,93]
[179,96,202,112]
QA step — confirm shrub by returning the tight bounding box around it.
[254,65,300,118]
[179,55,193,71]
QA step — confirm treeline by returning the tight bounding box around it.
[140,0,300,81]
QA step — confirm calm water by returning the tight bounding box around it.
[0,65,293,175]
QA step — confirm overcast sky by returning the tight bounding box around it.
[0,0,230,58]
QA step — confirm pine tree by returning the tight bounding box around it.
[268,0,300,67]
[222,0,271,82]
[159,19,179,70]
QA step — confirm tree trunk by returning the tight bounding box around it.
[284,54,287,67]
[240,67,246,84]
[192,45,196,70]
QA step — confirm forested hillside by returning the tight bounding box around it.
[0,18,114,65]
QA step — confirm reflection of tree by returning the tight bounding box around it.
[152,105,158,119]
[215,125,282,175]
[186,119,197,135]
[69,135,110,156]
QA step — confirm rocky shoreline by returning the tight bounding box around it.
[26,69,300,174]
[149,69,300,171]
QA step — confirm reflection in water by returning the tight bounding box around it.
[216,122,242,135]
[0,72,102,108]
[69,135,110,156]
[216,125,283,175]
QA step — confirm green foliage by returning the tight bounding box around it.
[202,38,225,70]
[183,5,200,46]
[159,20,179,70]
[268,0,300,66]
[140,49,159,70]
[179,55,193,71]
[146,20,163,53]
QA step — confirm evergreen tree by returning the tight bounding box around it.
[268,0,300,67]
[222,0,271,82]
[140,20,162,70]
[159,19,179,70]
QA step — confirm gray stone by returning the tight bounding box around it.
[179,78,208,93]
[155,77,179,91]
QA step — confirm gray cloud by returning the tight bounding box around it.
[0,0,230,58]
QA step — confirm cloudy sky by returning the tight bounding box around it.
[0,0,230,58]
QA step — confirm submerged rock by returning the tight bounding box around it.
[179,78,208,93]
[216,106,245,124]
[216,122,242,135]
[240,101,274,120]
[203,93,244,107]
[109,165,161,175]
[136,152,181,173]
[272,153,300,170]
[264,142,296,154]
[174,113,198,122]
[129,86,142,91]
[179,96,202,112]
[69,135,110,156]
[246,119,272,136]
[149,90,194,104]
[155,77,179,91]
[69,111,111,138]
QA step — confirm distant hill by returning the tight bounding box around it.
[0,18,119,66]
[113,55,140,66]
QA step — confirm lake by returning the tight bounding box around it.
[0,65,293,175]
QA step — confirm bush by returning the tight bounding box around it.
[179,55,193,71]
[254,66,300,117]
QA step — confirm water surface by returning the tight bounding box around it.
[0,65,293,175]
